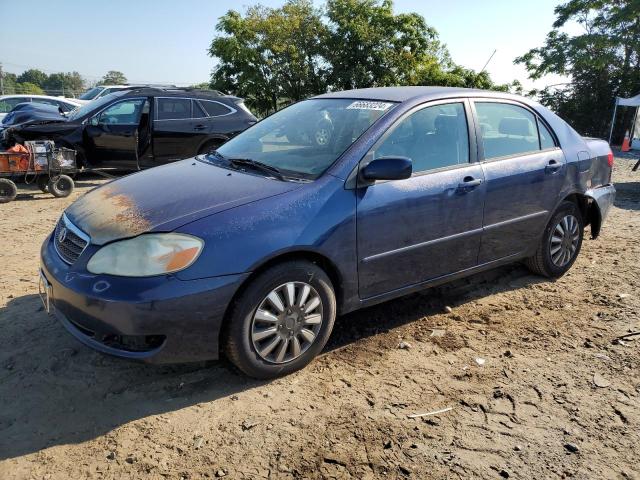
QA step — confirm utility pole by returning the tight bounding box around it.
[0,63,4,95]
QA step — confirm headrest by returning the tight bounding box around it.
[499,117,532,136]
[434,114,459,133]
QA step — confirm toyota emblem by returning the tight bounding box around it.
[58,227,68,243]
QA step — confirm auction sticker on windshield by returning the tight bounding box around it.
[346,101,394,111]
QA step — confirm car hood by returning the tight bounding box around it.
[3,109,67,127]
[65,158,303,245]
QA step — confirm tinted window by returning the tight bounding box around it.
[98,99,145,125]
[192,100,207,118]
[79,87,102,100]
[157,98,191,120]
[372,102,469,173]
[0,98,27,113]
[538,120,556,150]
[475,102,539,159]
[200,100,232,117]
[32,98,58,107]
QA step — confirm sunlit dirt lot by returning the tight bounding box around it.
[1,157,639,479]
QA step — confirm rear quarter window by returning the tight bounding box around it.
[200,100,233,117]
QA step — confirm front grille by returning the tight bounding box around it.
[54,215,89,264]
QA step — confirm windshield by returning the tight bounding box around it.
[67,91,127,121]
[212,98,396,180]
[78,87,103,100]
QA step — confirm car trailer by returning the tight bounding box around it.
[0,141,77,203]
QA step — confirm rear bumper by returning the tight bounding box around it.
[40,233,249,363]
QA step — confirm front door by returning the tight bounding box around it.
[472,100,567,263]
[356,101,486,299]
[84,97,148,169]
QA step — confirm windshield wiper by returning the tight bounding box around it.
[228,157,286,181]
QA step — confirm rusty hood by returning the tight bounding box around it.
[65,159,302,245]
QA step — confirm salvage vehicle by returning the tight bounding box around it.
[4,88,256,169]
[39,87,615,378]
[0,94,81,120]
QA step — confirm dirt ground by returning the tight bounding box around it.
[1,156,639,480]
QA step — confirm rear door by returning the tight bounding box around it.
[472,100,566,263]
[84,97,148,169]
[356,100,486,299]
[152,97,208,163]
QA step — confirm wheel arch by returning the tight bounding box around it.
[560,192,602,239]
[219,249,344,349]
[196,135,228,154]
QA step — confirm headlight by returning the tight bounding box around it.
[87,233,204,277]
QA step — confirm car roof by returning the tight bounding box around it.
[0,94,81,104]
[314,86,530,105]
[122,87,236,101]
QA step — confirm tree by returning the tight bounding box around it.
[101,70,127,85]
[516,0,640,140]
[14,82,44,95]
[209,0,327,115]
[324,0,448,90]
[44,72,85,96]
[17,69,48,88]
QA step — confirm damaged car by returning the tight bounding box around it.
[4,87,256,169]
[39,87,615,379]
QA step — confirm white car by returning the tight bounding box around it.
[77,85,138,103]
[0,95,82,120]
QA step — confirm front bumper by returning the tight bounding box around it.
[40,233,249,363]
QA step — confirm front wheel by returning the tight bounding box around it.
[525,201,584,278]
[223,261,336,379]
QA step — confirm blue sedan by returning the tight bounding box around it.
[40,87,615,378]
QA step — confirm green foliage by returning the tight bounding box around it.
[13,82,44,95]
[209,0,513,116]
[516,0,640,139]
[43,72,84,96]
[100,70,127,85]
[17,69,48,88]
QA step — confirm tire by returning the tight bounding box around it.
[525,200,584,278]
[0,178,18,203]
[223,261,337,379]
[48,174,74,198]
[37,175,50,193]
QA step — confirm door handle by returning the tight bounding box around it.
[193,125,206,131]
[545,159,561,173]
[457,176,483,192]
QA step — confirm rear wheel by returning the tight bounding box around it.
[223,261,336,379]
[525,201,584,278]
[48,174,74,198]
[198,140,223,155]
[0,178,17,203]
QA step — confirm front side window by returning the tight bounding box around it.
[371,102,469,173]
[157,98,191,120]
[213,98,396,180]
[97,99,146,125]
[475,102,540,159]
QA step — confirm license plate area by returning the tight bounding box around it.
[39,271,53,314]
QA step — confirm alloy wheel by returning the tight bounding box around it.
[250,282,323,364]
[549,214,580,267]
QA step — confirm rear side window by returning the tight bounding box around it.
[0,98,26,113]
[157,98,191,120]
[538,121,556,150]
[475,102,540,159]
[371,102,469,174]
[200,100,233,117]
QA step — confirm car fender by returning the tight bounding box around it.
[584,184,616,239]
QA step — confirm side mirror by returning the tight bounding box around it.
[361,157,412,181]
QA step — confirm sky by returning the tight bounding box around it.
[0,0,573,91]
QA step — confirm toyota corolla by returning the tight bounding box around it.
[40,87,615,378]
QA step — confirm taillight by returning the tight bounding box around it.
[607,151,614,167]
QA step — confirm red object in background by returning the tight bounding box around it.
[5,144,31,172]
[621,131,631,152]
[607,151,614,167]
